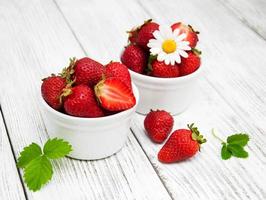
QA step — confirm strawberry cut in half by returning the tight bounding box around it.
[94,78,136,111]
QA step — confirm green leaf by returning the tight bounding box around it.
[227,144,249,158]
[43,138,72,159]
[227,134,249,146]
[221,144,232,160]
[24,155,53,191]
[17,143,42,168]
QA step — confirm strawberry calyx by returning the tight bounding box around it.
[188,123,207,146]
[188,24,200,34]
[60,57,77,83]
[58,79,75,104]
[41,73,57,81]
[191,48,202,56]
[94,79,105,103]
[147,54,157,73]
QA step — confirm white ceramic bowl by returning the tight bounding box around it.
[129,67,203,115]
[41,84,139,160]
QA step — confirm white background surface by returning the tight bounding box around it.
[0,0,265,199]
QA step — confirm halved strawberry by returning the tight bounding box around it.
[94,78,136,111]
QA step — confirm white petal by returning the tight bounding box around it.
[148,40,161,48]
[159,25,173,39]
[179,41,190,46]
[174,53,181,64]
[170,57,176,65]
[164,58,170,65]
[178,43,191,50]
[157,52,166,61]
[178,49,188,58]
[153,31,163,41]
[150,47,162,55]
[165,26,174,38]
[177,33,187,41]
[173,29,180,37]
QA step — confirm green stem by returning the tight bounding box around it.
[212,129,226,144]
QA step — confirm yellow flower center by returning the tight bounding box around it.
[162,39,177,54]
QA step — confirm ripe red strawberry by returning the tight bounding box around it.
[127,19,154,44]
[150,60,180,78]
[144,110,174,143]
[179,50,201,76]
[121,44,148,73]
[171,22,199,48]
[94,78,136,111]
[158,124,206,163]
[41,75,66,110]
[70,57,105,86]
[64,85,104,117]
[127,26,139,44]
[105,62,132,89]
[136,21,159,49]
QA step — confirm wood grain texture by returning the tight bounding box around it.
[0,0,171,199]
[218,0,266,39]
[0,110,26,200]
[53,0,266,199]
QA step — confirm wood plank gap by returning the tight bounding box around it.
[215,0,266,41]
[51,0,88,55]
[130,128,174,200]
[0,106,28,200]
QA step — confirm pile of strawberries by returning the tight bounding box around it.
[144,110,206,163]
[121,19,201,78]
[41,57,136,117]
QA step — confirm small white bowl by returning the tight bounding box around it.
[41,84,139,160]
[129,67,203,115]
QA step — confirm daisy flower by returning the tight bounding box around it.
[147,25,191,65]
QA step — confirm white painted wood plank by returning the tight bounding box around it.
[128,0,266,199]
[0,0,171,199]
[0,111,26,200]
[219,0,266,39]
[132,81,266,200]
[53,0,266,199]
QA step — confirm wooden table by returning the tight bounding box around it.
[1,0,266,199]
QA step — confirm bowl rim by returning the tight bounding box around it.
[41,83,139,122]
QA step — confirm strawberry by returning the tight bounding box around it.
[144,110,174,143]
[63,84,104,117]
[179,49,201,76]
[62,57,105,87]
[94,78,136,111]
[121,44,148,73]
[41,75,66,110]
[150,60,180,78]
[171,22,199,48]
[127,26,139,44]
[136,21,159,49]
[158,124,206,163]
[127,19,153,44]
[105,62,132,89]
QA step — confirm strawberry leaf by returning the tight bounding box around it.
[24,155,53,191]
[221,144,231,160]
[43,138,72,159]
[17,143,42,168]
[212,130,249,160]
[17,138,72,192]
[227,133,249,146]
[227,144,248,158]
